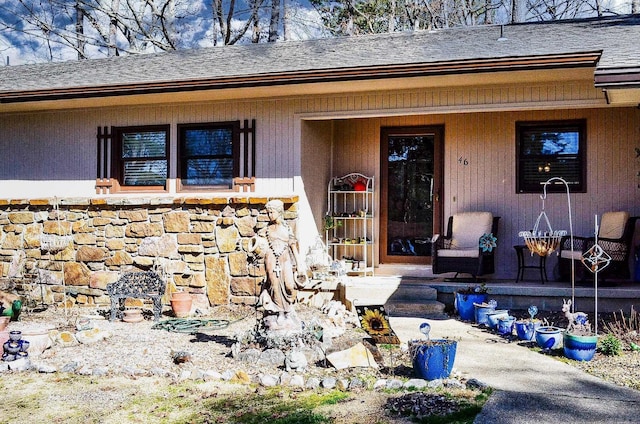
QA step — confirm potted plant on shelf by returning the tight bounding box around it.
[454,284,489,322]
[515,305,542,341]
[323,214,342,231]
[409,322,458,380]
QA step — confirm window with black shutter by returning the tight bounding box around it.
[516,120,586,193]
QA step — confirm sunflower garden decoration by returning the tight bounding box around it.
[355,305,400,345]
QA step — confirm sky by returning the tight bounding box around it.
[0,0,635,66]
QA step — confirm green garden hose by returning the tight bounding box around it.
[152,318,233,334]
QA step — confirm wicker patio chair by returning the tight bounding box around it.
[432,212,500,281]
[558,212,638,282]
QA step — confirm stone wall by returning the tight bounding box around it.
[0,196,299,311]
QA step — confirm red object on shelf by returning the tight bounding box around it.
[353,181,366,191]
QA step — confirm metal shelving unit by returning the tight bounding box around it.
[326,173,374,276]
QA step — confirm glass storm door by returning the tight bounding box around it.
[380,126,443,264]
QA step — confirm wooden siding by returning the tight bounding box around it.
[328,108,640,279]
[2,78,638,280]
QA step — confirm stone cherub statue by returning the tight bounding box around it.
[249,199,307,331]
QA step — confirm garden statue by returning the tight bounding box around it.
[562,299,590,333]
[250,200,307,331]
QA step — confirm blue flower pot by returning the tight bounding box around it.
[455,292,488,321]
[486,310,509,330]
[411,339,457,380]
[497,316,515,335]
[515,320,541,341]
[563,332,598,361]
[535,326,563,350]
[474,304,495,326]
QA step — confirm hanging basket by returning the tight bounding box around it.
[519,210,566,256]
[40,234,73,253]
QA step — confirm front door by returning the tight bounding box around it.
[380,126,443,264]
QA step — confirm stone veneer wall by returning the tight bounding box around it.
[0,196,299,311]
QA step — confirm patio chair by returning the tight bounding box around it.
[558,212,638,282]
[432,212,500,281]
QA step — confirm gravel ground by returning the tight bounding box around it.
[5,304,640,388]
[2,303,640,421]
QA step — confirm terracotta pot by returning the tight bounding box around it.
[171,292,192,301]
[123,309,144,323]
[0,330,9,347]
[0,316,10,331]
[171,293,192,318]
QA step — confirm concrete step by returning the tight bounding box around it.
[384,300,447,319]
[339,276,445,318]
[343,277,438,303]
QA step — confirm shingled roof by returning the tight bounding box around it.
[0,14,639,103]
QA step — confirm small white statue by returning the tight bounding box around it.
[562,299,590,333]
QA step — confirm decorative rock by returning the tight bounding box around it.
[336,378,350,391]
[427,379,444,389]
[260,374,279,387]
[150,368,170,377]
[221,370,235,381]
[55,331,78,347]
[349,377,364,391]
[232,370,251,384]
[279,372,292,386]
[305,377,321,390]
[444,379,466,390]
[78,366,93,375]
[190,369,205,380]
[285,349,308,372]
[289,375,305,387]
[76,328,110,344]
[203,370,222,381]
[8,357,31,371]
[123,366,146,377]
[326,342,379,370]
[373,379,387,390]
[37,363,57,373]
[466,378,488,390]
[386,379,404,390]
[257,348,285,367]
[404,379,428,390]
[321,377,337,389]
[92,367,109,376]
[61,362,79,373]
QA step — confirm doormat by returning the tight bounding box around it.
[355,304,400,345]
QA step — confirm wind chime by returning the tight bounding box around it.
[580,216,611,335]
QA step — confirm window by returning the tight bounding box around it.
[178,122,240,190]
[516,120,586,193]
[113,125,169,190]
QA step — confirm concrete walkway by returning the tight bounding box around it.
[389,316,640,424]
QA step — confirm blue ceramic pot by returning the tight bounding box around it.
[474,304,495,326]
[535,326,563,350]
[455,292,488,321]
[486,310,509,330]
[563,332,598,361]
[515,320,541,341]
[497,316,515,335]
[411,339,458,380]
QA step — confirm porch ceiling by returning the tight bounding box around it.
[0,65,598,114]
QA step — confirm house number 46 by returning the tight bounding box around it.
[458,157,469,166]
